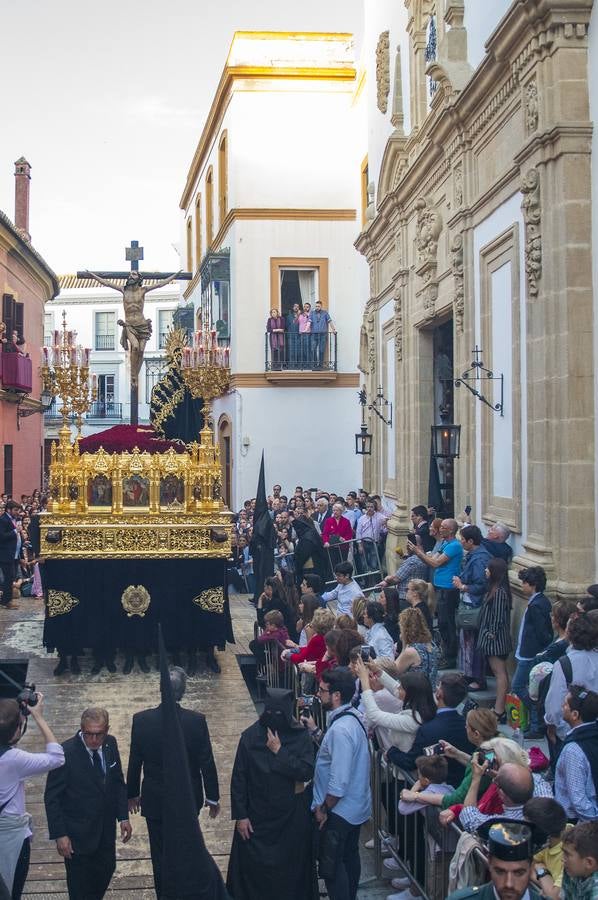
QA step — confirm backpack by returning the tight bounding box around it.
[536,654,572,721]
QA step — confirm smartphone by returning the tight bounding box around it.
[360,646,372,662]
[477,750,496,767]
[423,742,444,756]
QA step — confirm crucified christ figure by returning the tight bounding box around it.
[84,270,182,389]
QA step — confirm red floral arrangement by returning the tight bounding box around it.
[78,424,187,455]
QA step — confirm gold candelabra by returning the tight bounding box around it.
[42,310,97,436]
[181,321,230,420]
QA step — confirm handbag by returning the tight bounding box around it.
[455,600,481,631]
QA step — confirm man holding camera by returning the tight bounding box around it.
[44,707,131,900]
[0,692,64,898]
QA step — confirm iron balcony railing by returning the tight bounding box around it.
[95,334,116,351]
[264,331,337,372]
[87,400,122,419]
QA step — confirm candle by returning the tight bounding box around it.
[42,347,48,364]
[92,374,97,389]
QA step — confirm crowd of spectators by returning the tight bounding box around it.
[242,487,598,900]
[0,490,47,609]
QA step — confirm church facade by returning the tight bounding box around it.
[356,0,597,597]
[179,32,366,507]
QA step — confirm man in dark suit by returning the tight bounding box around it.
[126,667,220,897]
[387,673,475,786]
[311,496,332,532]
[409,505,436,553]
[44,707,131,899]
[0,500,22,609]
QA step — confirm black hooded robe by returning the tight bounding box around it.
[226,693,317,900]
[292,516,328,586]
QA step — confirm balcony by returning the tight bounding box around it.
[264,332,338,384]
[95,334,116,351]
[87,400,123,420]
[0,352,32,394]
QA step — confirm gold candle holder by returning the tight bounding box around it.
[41,310,97,437]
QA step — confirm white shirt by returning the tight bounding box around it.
[79,731,105,772]
[544,648,598,738]
[322,579,363,616]
[0,742,64,836]
[366,622,395,659]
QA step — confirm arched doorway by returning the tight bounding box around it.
[218,415,232,509]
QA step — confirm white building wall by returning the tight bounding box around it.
[589,2,598,577]
[472,193,527,560]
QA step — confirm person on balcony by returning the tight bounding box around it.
[266,308,285,370]
[298,303,312,368]
[309,301,336,370]
[286,303,301,368]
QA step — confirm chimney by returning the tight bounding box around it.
[14,156,31,240]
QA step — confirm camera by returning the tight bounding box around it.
[360,645,376,662]
[299,695,315,718]
[16,684,38,715]
[423,742,443,756]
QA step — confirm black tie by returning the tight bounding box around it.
[92,749,104,778]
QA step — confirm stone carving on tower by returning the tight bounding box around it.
[394,292,403,363]
[358,304,376,376]
[521,168,542,298]
[524,79,539,134]
[376,31,391,113]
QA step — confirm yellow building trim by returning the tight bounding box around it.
[232,372,359,388]
[180,63,356,210]
[270,257,329,309]
[229,31,353,45]
[353,67,367,105]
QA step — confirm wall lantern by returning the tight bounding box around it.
[430,423,461,459]
[355,388,373,456]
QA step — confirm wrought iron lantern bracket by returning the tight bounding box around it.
[454,346,504,416]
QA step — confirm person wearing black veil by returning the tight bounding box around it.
[292,514,328,587]
[226,688,318,900]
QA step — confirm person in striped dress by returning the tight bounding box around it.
[476,558,513,722]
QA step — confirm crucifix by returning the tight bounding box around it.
[77,243,192,425]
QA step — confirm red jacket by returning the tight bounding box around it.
[291,632,326,666]
[322,515,353,544]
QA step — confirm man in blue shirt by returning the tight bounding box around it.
[309,301,336,370]
[409,518,463,667]
[310,667,370,900]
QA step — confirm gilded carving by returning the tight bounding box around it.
[47,590,79,618]
[525,79,539,134]
[376,31,391,114]
[521,168,542,297]
[451,233,465,334]
[193,587,225,614]
[121,585,151,618]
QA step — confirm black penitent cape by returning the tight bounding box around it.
[292,516,328,585]
[226,721,317,900]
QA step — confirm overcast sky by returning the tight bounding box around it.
[1,0,362,276]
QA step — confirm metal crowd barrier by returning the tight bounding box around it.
[371,749,489,899]
[274,537,385,595]
[252,623,300,697]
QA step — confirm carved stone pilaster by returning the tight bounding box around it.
[524,78,539,135]
[394,292,403,363]
[415,196,443,321]
[358,303,376,376]
[451,233,464,334]
[454,162,464,208]
[521,168,542,298]
[376,31,391,114]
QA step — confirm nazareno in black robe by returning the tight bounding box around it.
[226,689,318,900]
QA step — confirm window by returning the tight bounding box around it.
[97,374,115,407]
[44,312,54,347]
[206,166,214,248]
[194,194,202,268]
[2,294,24,343]
[94,311,116,351]
[270,258,329,318]
[186,217,193,272]
[158,309,174,349]
[218,131,228,223]
[361,156,369,226]
[4,445,13,497]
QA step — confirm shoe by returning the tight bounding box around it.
[383,857,402,872]
[106,659,117,673]
[468,682,488,692]
[493,709,507,724]
[206,650,221,674]
[91,661,103,675]
[391,878,411,890]
[386,891,417,900]
[123,656,134,675]
[70,656,81,675]
[137,655,150,673]
[364,838,375,849]
[53,657,69,676]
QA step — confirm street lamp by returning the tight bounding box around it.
[355,388,373,456]
[430,423,461,459]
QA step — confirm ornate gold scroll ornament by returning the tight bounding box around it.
[121,584,151,618]
[47,590,80,618]
[193,587,224,614]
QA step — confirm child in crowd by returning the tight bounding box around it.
[523,797,570,900]
[561,821,598,899]
[249,610,289,667]
[399,755,453,815]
